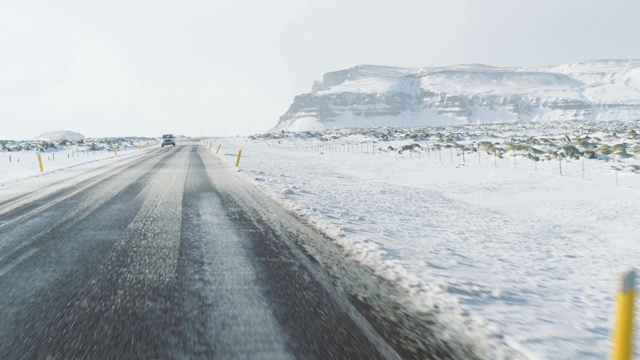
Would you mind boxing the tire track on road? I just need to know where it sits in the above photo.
[175,146,292,359]
[197,146,398,359]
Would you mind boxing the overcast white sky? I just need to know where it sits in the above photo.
[1,0,639,140]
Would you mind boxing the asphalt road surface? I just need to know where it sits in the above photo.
[0,145,402,360]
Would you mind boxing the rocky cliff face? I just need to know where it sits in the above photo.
[272,60,640,132]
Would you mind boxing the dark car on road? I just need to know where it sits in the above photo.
[162,134,176,147]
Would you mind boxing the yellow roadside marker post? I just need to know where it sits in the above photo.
[216,145,221,154]
[37,154,44,173]
[612,269,635,360]
[114,146,118,156]
[236,150,242,167]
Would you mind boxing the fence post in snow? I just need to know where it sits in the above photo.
[611,269,635,360]
[558,157,562,176]
[216,145,221,154]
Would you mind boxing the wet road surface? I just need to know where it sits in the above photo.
[0,145,400,359]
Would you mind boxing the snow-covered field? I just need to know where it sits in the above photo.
[0,145,154,185]
[0,137,157,185]
[209,121,640,359]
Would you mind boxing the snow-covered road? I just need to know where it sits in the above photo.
[0,145,404,359]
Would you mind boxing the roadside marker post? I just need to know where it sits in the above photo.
[37,154,43,173]
[236,150,242,167]
[209,142,212,150]
[216,145,221,154]
[612,269,635,360]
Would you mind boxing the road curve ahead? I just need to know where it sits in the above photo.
[0,145,400,360]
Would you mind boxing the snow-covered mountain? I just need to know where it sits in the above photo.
[272,60,640,132]
[35,130,85,142]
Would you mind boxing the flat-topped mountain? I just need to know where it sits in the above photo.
[272,60,640,132]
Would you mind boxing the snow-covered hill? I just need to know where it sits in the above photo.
[35,130,85,142]
[273,60,640,132]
